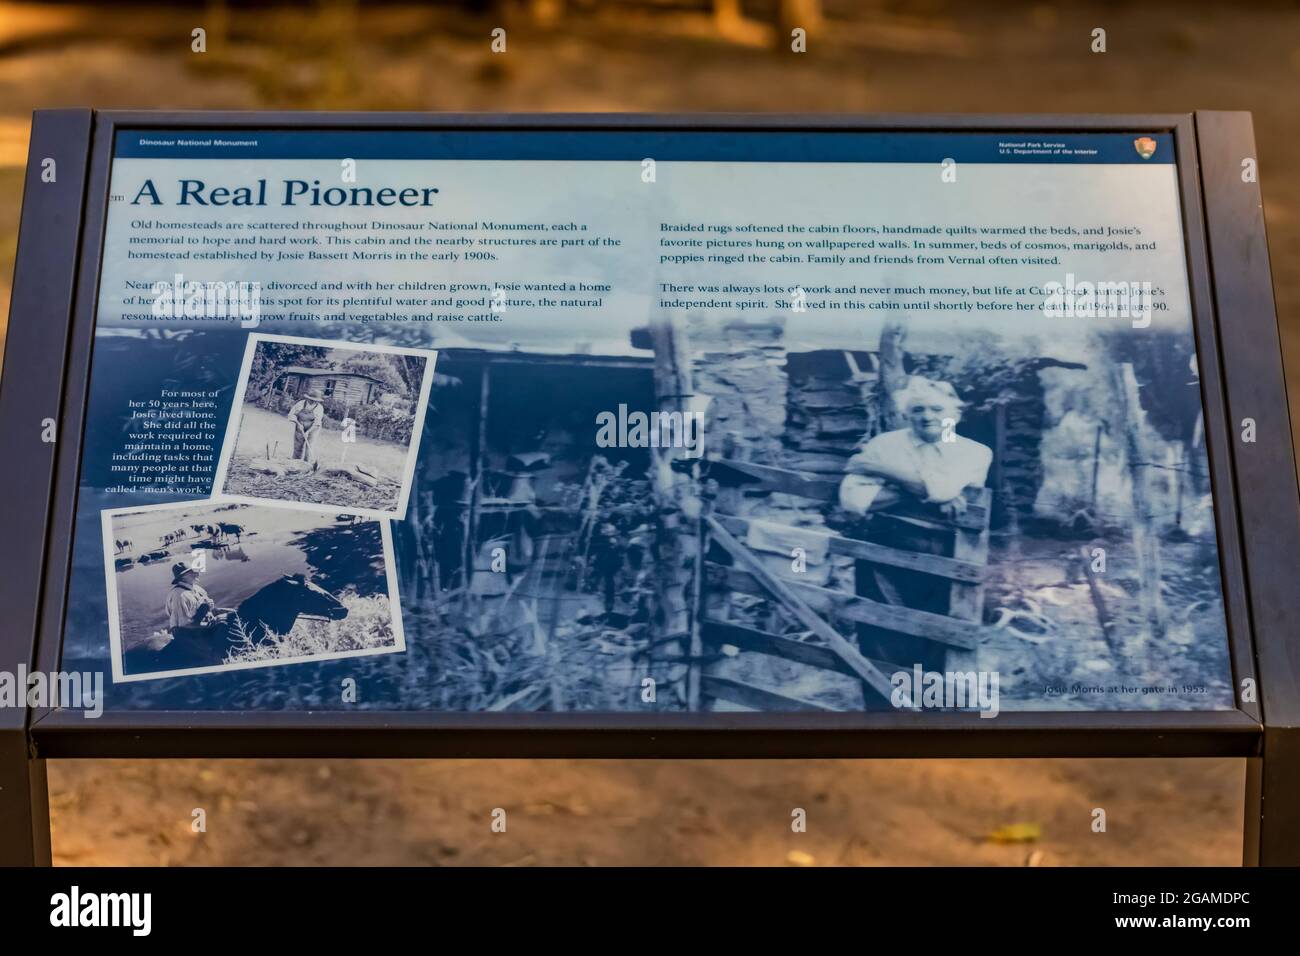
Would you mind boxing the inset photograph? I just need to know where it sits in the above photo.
[213,333,437,519]
[102,499,405,682]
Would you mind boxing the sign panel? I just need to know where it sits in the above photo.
[58,127,1234,715]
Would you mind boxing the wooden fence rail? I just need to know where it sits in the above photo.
[692,457,993,713]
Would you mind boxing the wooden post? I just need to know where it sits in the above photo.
[1173,444,1185,529]
[993,400,1020,557]
[1090,424,1103,512]
[945,494,990,675]
[689,516,706,712]
[1080,543,1120,654]
[463,363,491,595]
[844,322,911,704]
[538,536,565,711]
[1113,363,1165,643]
[407,481,424,603]
[778,0,825,39]
[648,313,702,709]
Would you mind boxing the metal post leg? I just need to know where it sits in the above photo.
[0,732,51,866]
[1245,727,1300,866]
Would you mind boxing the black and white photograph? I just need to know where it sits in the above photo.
[101,499,405,682]
[212,333,437,520]
[378,313,1233,714]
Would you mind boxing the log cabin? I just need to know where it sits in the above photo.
[274,366,386,406]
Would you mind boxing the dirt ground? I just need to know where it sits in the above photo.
[2,0,1292,864]
[234,405,410,477]
[228,406,407,510]
[49,757,1245,866]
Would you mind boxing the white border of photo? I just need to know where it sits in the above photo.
[210,332,437,521]
[100,498,406,683]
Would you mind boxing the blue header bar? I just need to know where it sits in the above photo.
[115,129,1175,165]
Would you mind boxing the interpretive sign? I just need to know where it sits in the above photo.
[1,112,1296,865]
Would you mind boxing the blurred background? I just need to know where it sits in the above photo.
[4,0,1293,865]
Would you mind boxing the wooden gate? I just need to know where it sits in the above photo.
[692,457,992,712]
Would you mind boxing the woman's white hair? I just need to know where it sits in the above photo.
[892,376,964,421]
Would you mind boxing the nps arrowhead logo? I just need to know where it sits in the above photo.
[1134,136,1158,160]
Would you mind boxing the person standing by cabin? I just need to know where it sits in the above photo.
[838,377,992,672]
[589,520,625,615]
[287,387,326,464]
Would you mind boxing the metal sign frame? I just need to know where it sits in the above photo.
[1,111,1295,866]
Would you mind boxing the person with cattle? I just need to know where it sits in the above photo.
[157,561,241,669]
[164,562,232,632]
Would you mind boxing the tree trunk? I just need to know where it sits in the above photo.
[874,321,909,434]
[1113,362,1166,646]
[649,313,702,709]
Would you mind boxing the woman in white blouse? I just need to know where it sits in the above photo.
[838,376,993,675]
[840,377,992,520]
